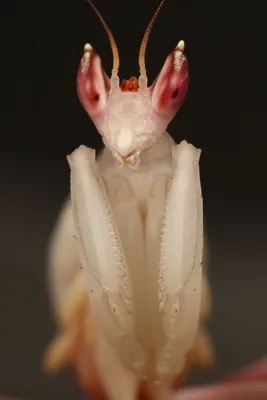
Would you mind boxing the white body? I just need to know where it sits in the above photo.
[47,132,212,400]
[44,4,214,398]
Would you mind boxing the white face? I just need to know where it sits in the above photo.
[104,91,152,156]
[77,40,189,166]
[100,89,171,166]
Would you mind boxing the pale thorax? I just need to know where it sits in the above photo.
[97,131,175,205]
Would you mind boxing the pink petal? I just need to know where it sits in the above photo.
[173,383,267,399]
[172,357,267,399]
[222,357,267,383]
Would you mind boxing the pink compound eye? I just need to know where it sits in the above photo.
[77,44,111,119]
[150,40,189,120]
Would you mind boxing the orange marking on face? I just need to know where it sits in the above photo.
[120,76,139,92]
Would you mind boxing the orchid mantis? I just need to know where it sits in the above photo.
[42,1,214,399]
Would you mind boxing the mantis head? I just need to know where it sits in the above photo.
[77,0,189,166]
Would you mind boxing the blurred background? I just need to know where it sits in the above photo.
[2,0,266,399]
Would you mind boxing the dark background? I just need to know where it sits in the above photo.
[1,0,266,399]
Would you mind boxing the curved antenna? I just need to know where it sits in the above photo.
[138,0,167,76]
[88,0,119,75]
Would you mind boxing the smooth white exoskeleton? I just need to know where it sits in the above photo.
[43,1,213,399]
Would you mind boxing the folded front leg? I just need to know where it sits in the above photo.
[154,141,206,386]
[67,146,143,400]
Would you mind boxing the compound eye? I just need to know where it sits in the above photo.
[77,44,111,119]
[150,41,189,120]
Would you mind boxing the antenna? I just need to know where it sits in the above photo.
[138,0,167,76]
[88,0,120,75]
